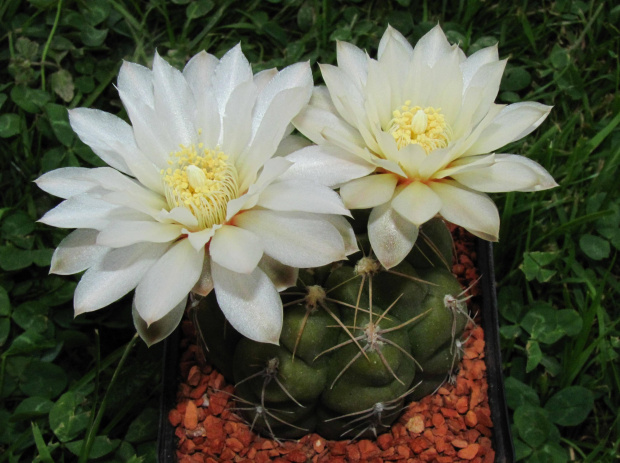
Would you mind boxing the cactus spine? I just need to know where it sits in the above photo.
[194,218,470,440]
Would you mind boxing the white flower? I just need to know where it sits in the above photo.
[292,25,557,269]
[37,46,356,346]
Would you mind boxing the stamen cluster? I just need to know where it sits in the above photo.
[162,144,239,229]
[388,102,452,152]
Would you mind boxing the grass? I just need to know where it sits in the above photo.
[0,0,618,461]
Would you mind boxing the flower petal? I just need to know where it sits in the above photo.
[319,63,364,128]
[273,134,312,158]
[183,50,219,90]
[225,157,292,221]
[430,180,500,241]
[253,68,278,92]
[234,210,346,268]
[378,28,415,107]
[134,238,204,325]
[378,25,414,59]
[280,145,374,188]
[220,79,257,160]
[211,44,253,117]
[323,214,358,256]
[74,242,169,315]
[452,153,558,192]
[212,262,282,344]
[419,47,464,122]
[183,51,221,148]
[258,180,350,216]
[460,44,499,89]
[368,200,419,270]
[68,108,134,175]
[294,105,366,150]
[118,88,174,167]
[337,40,368,89]
[133,297,186,347]
[308,85,339,112]
[103,190,166,219]
[116,62,176,189]
[252,61,312,133]
[392,181,443,227]
[365,58,392,127]
[152,51,197,147]
[157,207,199,229]
[96,221,182,248]
[454,59,507,137]
[35,167,98,199]
[50,229,109,275]
[466,102,552,155]
[192,255,214,296]
[82,167,166,212]
[394,143,428,178]
[237,62,312,188]
[210,225,263,274]
[185,227,217,251]
[340,173,398,209]
[39,194,123,230]
[117,61,154,108]
[258,254,298,291]
[412,24,454,69]
[435,153,496,179]
[237,87,309,190]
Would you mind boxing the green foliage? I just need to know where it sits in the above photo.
[507,376,595,460]
[0,0,617,460]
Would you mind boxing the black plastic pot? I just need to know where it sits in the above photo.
[157,239,514,462]
[476,240,515,462]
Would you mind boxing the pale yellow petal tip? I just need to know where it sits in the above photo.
[477,230,499,243]
[142,317,159,329]
[380,259,397,271]
[73,306,86,318]
[345,242,360,256]
[539,179,560,190]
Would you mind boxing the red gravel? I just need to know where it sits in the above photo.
[170,227,495,462]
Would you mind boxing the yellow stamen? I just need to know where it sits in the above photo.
[387,101,452,153]
[161,142,239,229]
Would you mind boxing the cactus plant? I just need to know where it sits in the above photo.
[193,217,471,440]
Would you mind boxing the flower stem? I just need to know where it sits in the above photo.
[40,0,62,90]
[77,333,139,463]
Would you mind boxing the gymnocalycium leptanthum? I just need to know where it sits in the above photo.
[37,25,557,439]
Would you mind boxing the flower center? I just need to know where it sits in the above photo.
[387,101,452,153]
[161,143,239,229]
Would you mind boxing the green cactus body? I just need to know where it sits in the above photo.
[195,218,470,440]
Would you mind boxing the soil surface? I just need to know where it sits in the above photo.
[169,227,495,462]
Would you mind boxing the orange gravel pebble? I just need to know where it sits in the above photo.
[452,438,469,448]
[458,442,481,459]
[431,413,445,427]
[405,414,425,434]
[465,410,479,427]
[183,400,198,430]
[170,226,497,462]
